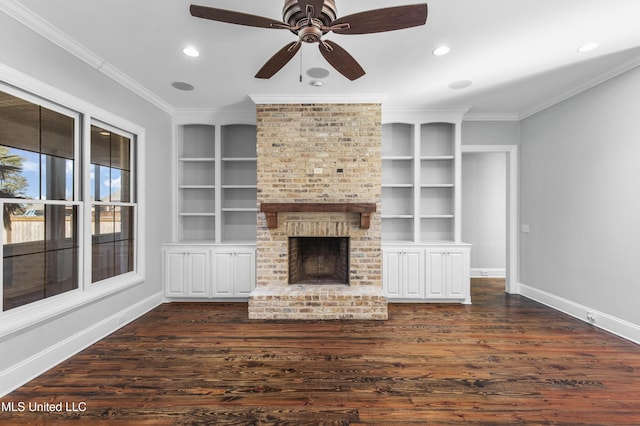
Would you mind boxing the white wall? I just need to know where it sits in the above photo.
[461,152,506,274]
[0,11,173,394]
[520,65,640,333]
[462,121,520,146]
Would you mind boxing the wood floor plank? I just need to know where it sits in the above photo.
[2,279,640,425]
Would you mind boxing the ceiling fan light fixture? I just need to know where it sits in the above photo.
[190,2,427,80]
[577,42,599,53]
[433,46,450,56]
[182,46,200,57]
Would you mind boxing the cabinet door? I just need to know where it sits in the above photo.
[403,250,424,298]
[188,251,209,297]
[425,251,446,297]
[213,251,234,297]
[445,251,465,298]
[383,248,425,299]
[425,248,469,300]
[383,250,403,297]
[234,251,256,296]
[165,250,188,297]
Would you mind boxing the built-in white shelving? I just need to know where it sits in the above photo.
[174,123,257,243]
[381,120,462,243]
[381,112,470,303]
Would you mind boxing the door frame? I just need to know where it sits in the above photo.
[461,145,519,294]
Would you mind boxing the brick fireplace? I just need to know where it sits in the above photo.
[248,102,387,320]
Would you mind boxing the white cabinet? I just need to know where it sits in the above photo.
[425,247,470,302]
[163,244,256,299]
[383,247,424,298]
[383,244,470,303]
[213,247,256,297]
[163,246,211,298]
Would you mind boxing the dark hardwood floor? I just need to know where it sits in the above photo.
[2,279,640,425]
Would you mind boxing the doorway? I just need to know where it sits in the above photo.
[461,145,518,294]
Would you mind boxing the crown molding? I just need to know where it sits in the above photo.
[518,54,640,120]
[249,94,388,105]
[382,106,471,124]
[172,107,257,125]
[463,112,521,122]
[0,0,174,115]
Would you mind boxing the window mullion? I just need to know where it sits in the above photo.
[82,114,93,291]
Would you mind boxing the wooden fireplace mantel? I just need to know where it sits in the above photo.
[259,203,377,229]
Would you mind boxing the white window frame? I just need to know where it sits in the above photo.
[0,66,146,339]
[87,119,138,288]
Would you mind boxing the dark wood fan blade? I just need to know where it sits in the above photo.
[299,0,325,18]
[190,4,288,29]
[331,4,428,35]
[255,42,302,79]
[318,40,365,81]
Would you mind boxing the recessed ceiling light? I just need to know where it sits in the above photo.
[309,80,324,87]
[172,81,195,91]
[577,42,599,53]
[448,80,472,89]
[182,46,200,57]
[433,46,450,56]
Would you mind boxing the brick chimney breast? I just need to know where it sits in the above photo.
[250,103,387,320]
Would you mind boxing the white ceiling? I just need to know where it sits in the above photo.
[6,0,640,118]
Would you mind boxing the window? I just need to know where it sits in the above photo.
[0,85,140,313]
[90,124,135,283]
[1,90,79,311]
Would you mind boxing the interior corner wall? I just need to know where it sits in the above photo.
[519,65,640,328]
[0,11,172,394]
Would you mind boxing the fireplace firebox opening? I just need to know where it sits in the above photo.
[288,237,350,285]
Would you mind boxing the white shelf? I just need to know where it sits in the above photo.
[222,208,258,212]
[421,156,454,161]
[382,183,414,188]
[179,157,215,162]
[222,157,257,162]
[179,213,216,217]
[382,156,414,161]
[180,185,215,189]
[222,185,257,189]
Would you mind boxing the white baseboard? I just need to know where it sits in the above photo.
[0,292,164,397]
[518,282,640,345]
[470,268,506,278]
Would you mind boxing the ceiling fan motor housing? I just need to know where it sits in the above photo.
[283,0,337,43]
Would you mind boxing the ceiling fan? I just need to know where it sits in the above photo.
[190,1,428,80]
